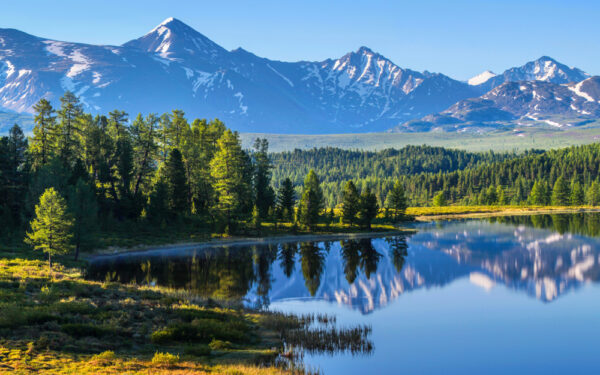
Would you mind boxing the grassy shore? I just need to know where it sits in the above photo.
[0,248,314,374]
[406,205,600,220]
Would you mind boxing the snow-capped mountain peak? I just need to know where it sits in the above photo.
[123,17,228,62]
[468,70,496,85]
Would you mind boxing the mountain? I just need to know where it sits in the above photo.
[0,18,483,133]
[393,76,600,132]
[468,70,496,86]
[474,56,590,92]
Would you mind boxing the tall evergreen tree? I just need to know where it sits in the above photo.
[341,181,360,226]
[25,188,74,269]
[386,180,408,219]
[253,138,274,218]
[276,178,296,221]
[551,176,570,206]
[210,130,251,231]
[586,181,600,206]
[30,99,57,168]
[432,191,447,207]
[164,148,189,215]
[529,180,550,205]
[358,187,379,229]
[56,91,83,166]
[570,180,585,206]
[298,170,324,229]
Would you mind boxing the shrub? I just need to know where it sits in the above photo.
[151,351,179,367]
[209,339,232,350]
[90,350,116,364]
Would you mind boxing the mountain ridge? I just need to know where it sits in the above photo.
[0,18,595,133]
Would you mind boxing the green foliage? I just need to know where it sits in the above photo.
[551,176,570,206]
[529,180,550,205]
[432,191,447,207]
[151,352,179,367]
[358,187,379,229]
[298,170,324,229]
[386,180,408,218]
[276,177,296,221]
[26,188,74,267]
[341,181,360,225]
[164,148,189,215]
[587,181,600,206]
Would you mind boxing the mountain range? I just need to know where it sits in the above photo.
[0,18,597,134]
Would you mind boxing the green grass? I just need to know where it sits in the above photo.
[0,248,309,374]
[241,126,600,153]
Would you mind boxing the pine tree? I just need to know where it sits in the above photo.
[551,176,570,206]
[586,181,600,206]
[358,187,379,229]
[299,170,324,229]
[529,180,550,205]
[341,181,360,226]
[164,148,189,215]
[276,178,296,221]
[432,191,447,207]
[25,188,74,269]
[386,180,408,219]
[570,181,584,206]
[210,130,251,231]
[56,91,83,166]
[30,99,57,168]
[253,138,274,218]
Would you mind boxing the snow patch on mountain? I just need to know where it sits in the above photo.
[468,70,496,85]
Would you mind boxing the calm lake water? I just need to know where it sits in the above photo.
[87,213,600,374]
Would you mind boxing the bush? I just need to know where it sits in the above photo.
[90,350,116,364]
[209,339,232,350]
[151,352,179,367]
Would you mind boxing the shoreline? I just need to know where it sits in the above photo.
[414,207,600,221]
[84,229,415,260]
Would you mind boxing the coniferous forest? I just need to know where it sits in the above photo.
[3,91,600,258]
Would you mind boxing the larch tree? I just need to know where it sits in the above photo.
[551,176,570,206]
[31,99,57,168]
[386,180,408,219]
[26,188,74,270]
[341,180,360,226]
[276,177,296,221]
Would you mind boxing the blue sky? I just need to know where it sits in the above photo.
[2,0,598,80]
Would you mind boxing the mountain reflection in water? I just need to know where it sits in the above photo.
[86,213,600,313]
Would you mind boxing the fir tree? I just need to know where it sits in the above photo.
[164,148,189,215]
[276,178,296,221]
[386,180,408,219]
[586,181,600,206]
[551,176,570,206]
[529,180,550,205]
[30,99,57,168]
[298,170,324,229]
[433,191,447,207]
[341,181,360,226]
[26,188,74,269]
[253,138,274,218]
[358,187,379,229]
[56,91,83,166]
[570,180,585,206]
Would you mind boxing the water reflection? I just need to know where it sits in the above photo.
[87,213,600,312]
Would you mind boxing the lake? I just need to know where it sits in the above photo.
[86,213,600,374]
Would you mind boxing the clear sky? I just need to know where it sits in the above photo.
[1,0,598,80]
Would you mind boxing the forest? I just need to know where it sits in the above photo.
[3,90,600,262]
[271,145,600,207]
[0,92,387,260]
